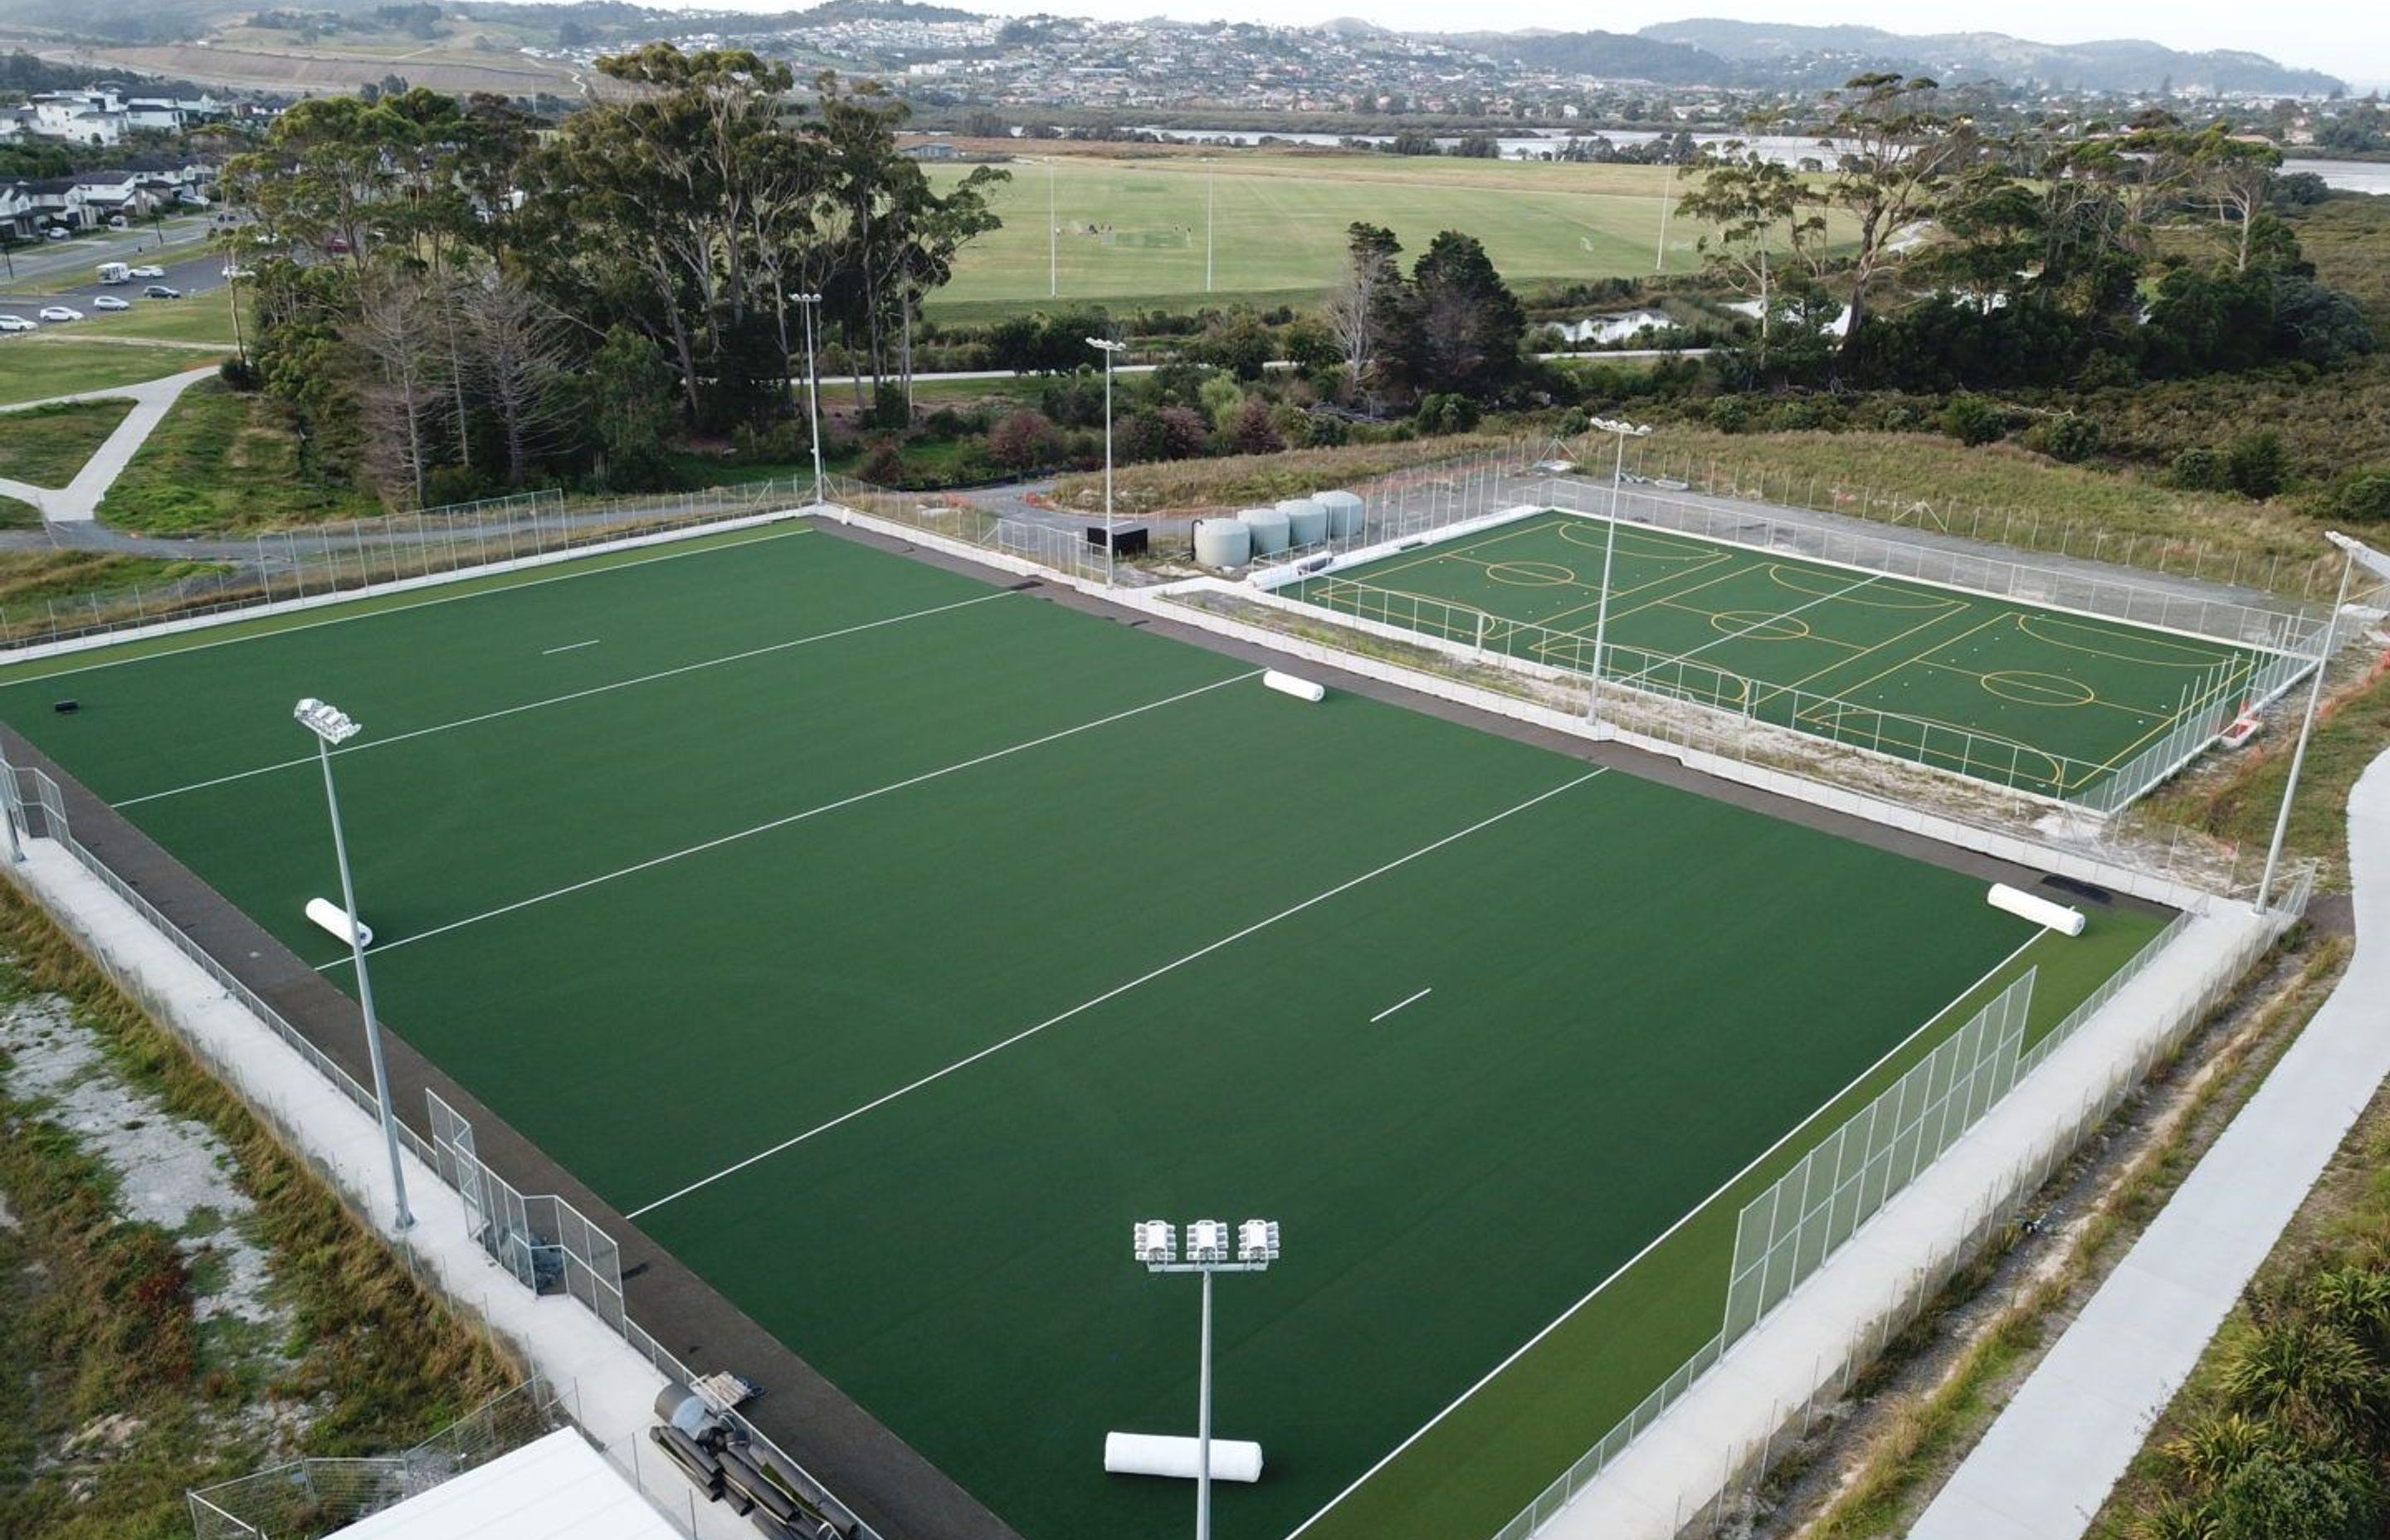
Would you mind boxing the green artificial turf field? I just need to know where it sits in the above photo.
[1285,509,2293,807]
[0,524,2165,1540]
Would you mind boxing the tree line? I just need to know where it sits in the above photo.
[226,46,1006,507]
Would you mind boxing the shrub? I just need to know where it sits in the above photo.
[2169,446,2229,490]
[1227,395,1284,455]
[217,356,261,391]
[1413,393,1481,434]
[987,409,1065,472]
[858,439,905,485]
[1707,397,1750,433]
[1939,393,2006,446]
[2022,412,2103,464]
[2226,431,2290,500]
[2317,468,2390,524]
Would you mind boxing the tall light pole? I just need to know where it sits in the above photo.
[791,292,825,508]
[1654,163,1675,272]
[1134,1217,1280,1540]
[1585,416,1651,723]
[2259,531,2386,906]
[295,698,412,1232]
[1048,159,1058,300]
[1087,335,1125,585]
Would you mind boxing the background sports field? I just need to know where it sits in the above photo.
[925,154,1855,317]
[0,526,2162,1540]
[1287,510,2279,805]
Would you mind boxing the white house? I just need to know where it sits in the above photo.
[28,90,127,146]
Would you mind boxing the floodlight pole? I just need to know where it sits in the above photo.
[2258,539,2357,908]
[1206,169,1215,294]
[1586,417,1650,724]
[793,292,825,509]
[1088,336,1125,585]
[1137,1219,1279,1540]
[1048,160,1058,300]
[300,705,412,1232]
[1197,1266,1215,1540]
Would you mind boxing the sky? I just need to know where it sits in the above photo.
[902,0,2379,89]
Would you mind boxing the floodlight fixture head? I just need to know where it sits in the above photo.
[294,698,361,745]
[1236,1219,1280,1265]
[788,291,822,305]
[1185,1219,1229,1265]
[1086,336,1126,354]
[1133,1220,1178,1267]
[1588,416,1651,437]
[2325,530,2390,582]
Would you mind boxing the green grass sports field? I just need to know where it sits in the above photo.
[926,154,1838,314]
[0,525,2163,1539]
[1286,509,2286,806]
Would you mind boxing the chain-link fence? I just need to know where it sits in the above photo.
[1487,870,2311,1540]
[189,1378,560,1540]
[0,480,819,656]
[422,1089,871,1540]
[1723,971,2039,1343]
[1600,438,2348,603]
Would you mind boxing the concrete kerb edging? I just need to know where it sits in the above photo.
[1,507,810,668]
[1539,898,2285,1540]
[0,839,756,1540]
[1118,574,2222,914]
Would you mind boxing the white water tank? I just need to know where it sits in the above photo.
[1276,497,1328,547]
[1315,489,1364,538]
[1193,518,1253,568]
[1239,505,1291,555]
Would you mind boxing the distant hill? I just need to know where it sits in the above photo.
[1435,28,1729,85]
[1641,19,2344,95]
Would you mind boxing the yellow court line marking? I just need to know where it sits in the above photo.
[1747,599,1973,713]
[2014,611,2250,669]
[1651,598,1866,650]
[1792,699,2067,785]
[1553,519,1723,564]
[1907,657,2152,718]
[2070,657,2261,779]
[1820,608,2011,712]
[1360,519,1571,583]
[1763,564,1956,612]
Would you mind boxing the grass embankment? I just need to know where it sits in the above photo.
[1803,938,2347,1538]
[1611,426,2339,596]
[2146,657,2390,885]
[0,550,231,626]
[2085,948,2390,1538]
[1048,431,1514,513]
[99,379,381,534]
[0,343,205,407]
[0,494,40,529]
[0,879,518,1538]
[0,397,134,488]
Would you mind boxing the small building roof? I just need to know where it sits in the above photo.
[325,1429,679,1540]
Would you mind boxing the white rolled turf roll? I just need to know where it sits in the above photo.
[305,897,373,948]
[1104,1431,1264,1483]
[1263,670,1325,704]
[1987,883,2085,938]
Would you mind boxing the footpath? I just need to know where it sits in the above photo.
[1911,747,2390,1539]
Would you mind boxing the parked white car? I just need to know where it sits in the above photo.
[0,314,36,333]
[92,295,130,311]
[130,265,166,279]
[37,305,83,322]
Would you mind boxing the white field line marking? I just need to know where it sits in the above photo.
[541,639,602,655]
[1370,987,1432,1023]
[115,592,1012,809]
[1282,925,2047,1540]
[1610,568,1883,694]
[0,524,812,690]
[324,670,1265,974]
[625,768,1610,1221]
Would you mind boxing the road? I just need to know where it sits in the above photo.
[0,217,232,334]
